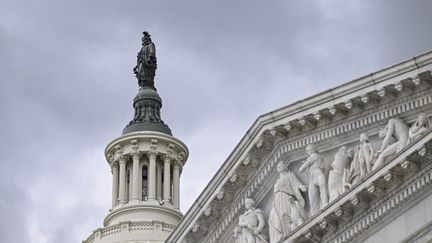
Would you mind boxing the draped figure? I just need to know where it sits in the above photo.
[269,161,306,243]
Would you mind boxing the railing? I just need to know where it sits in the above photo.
[83,221,176,243]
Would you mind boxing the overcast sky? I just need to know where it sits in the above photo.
[1,0,432,242]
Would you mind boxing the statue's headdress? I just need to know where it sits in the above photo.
[141,31,152,44]
[143,31,151,38]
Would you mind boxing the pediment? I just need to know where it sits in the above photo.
[167,51,432,243]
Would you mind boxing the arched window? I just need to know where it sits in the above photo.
[126,170,130,202]
[142,165,148,201]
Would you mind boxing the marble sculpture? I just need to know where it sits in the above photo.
[268,161,306,243]
[299,144,329,215]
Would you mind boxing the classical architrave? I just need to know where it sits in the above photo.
[166,51,432,243]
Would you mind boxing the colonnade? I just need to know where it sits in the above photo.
[110,151,182,209]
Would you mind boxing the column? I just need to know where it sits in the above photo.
[148,151,157,201]
[163,155,171,202]
[111,162,119,208]
[173,161,180,209]
[118,156,127,205]
[156,163,162,199]
[131,151,140,203]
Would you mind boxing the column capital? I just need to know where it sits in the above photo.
[162,154,174,162]
[114,145,127,163]
[148,150,158,159]
[178,151,186,161]
[131,149,141,160]
[173,160,182,169]
[110,161,119,171]
[118,155,128,165]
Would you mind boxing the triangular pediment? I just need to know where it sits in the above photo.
[167,51,432,243]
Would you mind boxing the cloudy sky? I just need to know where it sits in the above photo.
[1,0,432,242]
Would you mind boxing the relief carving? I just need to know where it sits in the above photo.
[409,113,430,143]
[343,133,373,191]
[299,144,328,215]
[328,146,353,202]
[269,161,306,243]
[237,198,268,243]
[373,118,409,170]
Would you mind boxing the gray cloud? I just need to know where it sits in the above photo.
[1,0,432,242]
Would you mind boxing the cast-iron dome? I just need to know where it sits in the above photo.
[122,87,172,135]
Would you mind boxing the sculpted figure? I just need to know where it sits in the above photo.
[409,113,430,142]
[234,226,243,243]
[373,118,409,170]
[134,31,157,89]
[238,198,269,243]
[344,133,374,190]
[328,146,353,202]
[299,144,328,215]
[269,161,306,243]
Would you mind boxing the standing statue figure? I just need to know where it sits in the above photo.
[328,146,353,202]
[238,198,269,243]
[134,31,157,90]
[344,133,374,190]
[373,118,409,170]
[269,161,306,243]
[234,226,243,243]
[299,144,329,215]
[409,113,430,143]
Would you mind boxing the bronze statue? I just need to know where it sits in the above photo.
[134,31,157,90]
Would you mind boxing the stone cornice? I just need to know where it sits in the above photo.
[105,131,189,161]
[105,131,189,167]
[104,203,183,227]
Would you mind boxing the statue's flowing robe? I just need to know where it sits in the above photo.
[349,143,372,185]
[135,42,157,88]
[269,171,305,243]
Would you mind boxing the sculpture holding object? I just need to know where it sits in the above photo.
[268,161,306,243]
[328,146,353,202]
[237,198,269,243]
[299,144,328,215]
[134,31,157,90]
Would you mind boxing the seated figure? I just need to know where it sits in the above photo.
[409,113,430,142]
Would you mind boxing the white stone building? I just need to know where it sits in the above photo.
[84,35,432,243]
